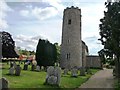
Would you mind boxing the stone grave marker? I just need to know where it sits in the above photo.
[31,64,36,71]
[23,63,28,70]
[15,65,21,76]
[9,67,15,75]
[0,77,9,89]
[45,66,61,86]
[36,65,40,72]
[71,67,78,77]
[54,67,61,85]
[80,67,85,76]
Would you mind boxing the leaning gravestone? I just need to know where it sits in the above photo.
[9,67,15,75]
[0,77,9,90]
[80,67,85,76]
[15,65,21,76]
[71,67,78,77]
[36,65,40,72]
[23,63,28,70]
[45,66,61,86]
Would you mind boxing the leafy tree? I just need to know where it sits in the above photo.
[54,43,60,63]
[99,1,120,79]
[1,31,19,58]
[36,39,57,68]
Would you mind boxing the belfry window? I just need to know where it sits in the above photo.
[68,19,71,24]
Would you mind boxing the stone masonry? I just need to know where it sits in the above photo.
[60,6,82,69]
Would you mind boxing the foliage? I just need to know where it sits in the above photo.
[18,47,35,56]
[99,1,120,78]
[54,43,61,63]
[1,31,19,58]
[36,39,57,67]
[99,1,120,57]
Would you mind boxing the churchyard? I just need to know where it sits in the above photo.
[0,62,99,89]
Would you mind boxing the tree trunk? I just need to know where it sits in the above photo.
[116,55,120,81]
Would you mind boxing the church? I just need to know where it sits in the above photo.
[60,6,102,69]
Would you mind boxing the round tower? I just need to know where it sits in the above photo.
[60,6,82,69]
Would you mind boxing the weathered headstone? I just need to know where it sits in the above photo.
[31,64,36,71]
[45,66,61,86]
[47,76,57,85]
[71,67,78,77]
[47,66,54,76]
[0,77,9,89]
[23,63,28,70]
[36,65,40,72]
[15,65,21,76]
[9,67,15,75]
[54,67,61,85]
[80,67,85,76]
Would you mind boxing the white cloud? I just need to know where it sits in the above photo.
[13,34,47,51]
[0,19,8,30]
[20,10,30,17]
[32,7,58,20]
[0,0,13,30]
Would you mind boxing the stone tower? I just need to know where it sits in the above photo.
[60,6,82,69]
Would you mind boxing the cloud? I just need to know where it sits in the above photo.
[0,0,13,30]
[13,34,47,51]
[31,7,58,20]
[20,10,30,17]
[18,0,64,20]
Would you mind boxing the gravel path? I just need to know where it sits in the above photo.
[78,68,115,89]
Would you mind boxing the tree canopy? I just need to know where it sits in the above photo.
[99,1,120,57]
[36,39,57,67]
[1,31,19,58]
[99,1,120,78]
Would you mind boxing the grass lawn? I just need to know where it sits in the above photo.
[1,62,99,89]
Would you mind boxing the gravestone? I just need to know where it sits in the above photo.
[54,67,61,85]
[47,76,57,85]
[45,66,61,86]
[47,66,54,76]
[9,67,15,75]
[36,65,40,72]
[0,77,9,89]
[80,67,85,76]
[23,63,28,70]
[15,65,21,76]
[63,69,69,75]
[31,64,36,71]
[71,67,78,77]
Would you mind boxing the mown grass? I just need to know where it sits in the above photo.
[1,62,99,89]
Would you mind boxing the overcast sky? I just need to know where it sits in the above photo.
[1,0,107,55]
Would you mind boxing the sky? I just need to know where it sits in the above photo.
[0,0,107,55]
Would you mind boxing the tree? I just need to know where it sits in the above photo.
[99,1,120,79]
[1,31,19,58]
[36,39,57,68]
